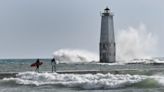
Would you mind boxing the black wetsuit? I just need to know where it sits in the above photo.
[51,58,56,72]
[35,59,40,72]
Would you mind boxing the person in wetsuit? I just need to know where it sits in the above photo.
[35,59,41,72]
[51,58,56,72]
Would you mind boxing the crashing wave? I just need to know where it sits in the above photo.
[3,72,164,89]
[52,48,163,64]
[116,24,158,61]
[53,49,99,63]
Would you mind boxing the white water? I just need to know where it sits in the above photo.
[3,72,164,89]
[53,49,99,63]
[116,24,158,62]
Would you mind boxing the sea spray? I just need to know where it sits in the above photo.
[116,24,158,62]
[53,49,99,63]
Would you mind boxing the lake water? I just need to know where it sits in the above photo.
[1,59,164,92]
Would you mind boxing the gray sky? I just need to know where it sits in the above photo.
[0,0,163,58]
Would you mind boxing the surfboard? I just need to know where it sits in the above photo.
[30,62,43,67]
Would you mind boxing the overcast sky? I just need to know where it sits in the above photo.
[0,0,163,58]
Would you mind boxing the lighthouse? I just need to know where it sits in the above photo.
[99,7,116,63]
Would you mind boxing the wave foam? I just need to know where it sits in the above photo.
[53,49,99,63]
[2,72,154,89]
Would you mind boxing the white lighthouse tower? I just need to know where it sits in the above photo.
[100,7,116,63]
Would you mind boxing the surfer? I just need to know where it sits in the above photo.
[30,59,43,72]
[35,59,41,72]
[51,58,56,72]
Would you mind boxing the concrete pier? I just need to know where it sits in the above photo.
[1,68,164,79]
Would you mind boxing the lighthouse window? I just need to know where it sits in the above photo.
[101,44,107,50]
